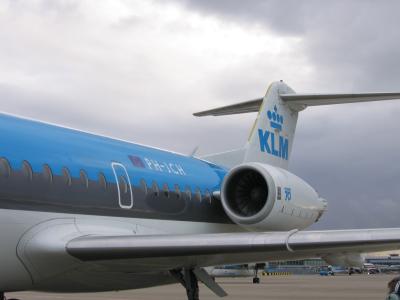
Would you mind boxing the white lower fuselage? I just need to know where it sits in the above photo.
[0,209,239,293]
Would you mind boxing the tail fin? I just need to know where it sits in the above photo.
[194,81,400,169]
[244,81,297,169]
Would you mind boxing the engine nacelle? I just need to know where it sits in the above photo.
[221,163,327,231]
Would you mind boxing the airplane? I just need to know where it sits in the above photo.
[1,81,400,300]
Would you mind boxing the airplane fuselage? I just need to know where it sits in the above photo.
[0,112,320,293]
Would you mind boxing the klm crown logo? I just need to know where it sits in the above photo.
[267,105,284,131]
[258,105,289,160]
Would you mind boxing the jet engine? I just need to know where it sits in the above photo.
[221,163,326,231]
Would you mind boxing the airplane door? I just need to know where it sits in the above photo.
[111,162,133,209]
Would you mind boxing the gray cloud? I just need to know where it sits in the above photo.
[162,0,400,229]
[176,0,400,89]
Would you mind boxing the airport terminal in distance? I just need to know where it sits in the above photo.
[209,251,400,283]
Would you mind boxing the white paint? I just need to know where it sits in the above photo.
[111,162,134,209]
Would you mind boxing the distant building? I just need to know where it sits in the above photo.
[365,254,400,267]
[267,258,327,274]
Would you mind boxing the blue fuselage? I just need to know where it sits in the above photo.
[0,113,231,224]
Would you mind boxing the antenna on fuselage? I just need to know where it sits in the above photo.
[189,145,199,157]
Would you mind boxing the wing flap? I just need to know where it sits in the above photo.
[67,228,400,263]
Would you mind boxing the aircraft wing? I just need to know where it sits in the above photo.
[67,228,400,269]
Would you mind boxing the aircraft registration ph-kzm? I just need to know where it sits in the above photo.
[1,81,400,300]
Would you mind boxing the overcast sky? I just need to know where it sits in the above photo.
[0,0,399,229]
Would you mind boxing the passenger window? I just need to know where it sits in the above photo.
[174,184,181,198]
[98,172,107,190]
[195,188,202,202]
[185,186,192,201]
[163,183,169,198]
[140,179,148,195]
[62,167,72,186]
[152,181,159,196]
[80,170,89,188]
[204,189,211,204]
[0,158,11,178]
[118,175,128,194]
[22,160,33,181]
[43,164,53,183]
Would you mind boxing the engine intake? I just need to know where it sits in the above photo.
[221,164,276,227]
[225,169,268,217]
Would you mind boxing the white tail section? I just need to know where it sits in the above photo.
[244,81,297,169]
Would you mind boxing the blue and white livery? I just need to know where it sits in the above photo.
[1,81,400,300]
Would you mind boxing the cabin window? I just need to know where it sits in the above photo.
[118,175,128,194]
[152,181,159,196]
[185,186,192,201]
[80,170,89,188]
[204,189,211,204]
[43,164,53,183]
[163,183,169,198]
[174,184,181,199]
[140,179,148,195]
[62,167,72,186]
[22,160,33,181]
[0,158,11,178]
[195,188,202,202]
[98,172,107,190]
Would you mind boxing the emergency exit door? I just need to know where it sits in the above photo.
[111,162,133,209]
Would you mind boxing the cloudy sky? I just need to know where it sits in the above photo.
[0,0,400,229]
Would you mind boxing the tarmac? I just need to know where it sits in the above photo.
[7,274,397,300]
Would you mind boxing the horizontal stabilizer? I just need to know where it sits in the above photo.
[194,92,400,116]
[281,92,400,108]
[193,98,263,116]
